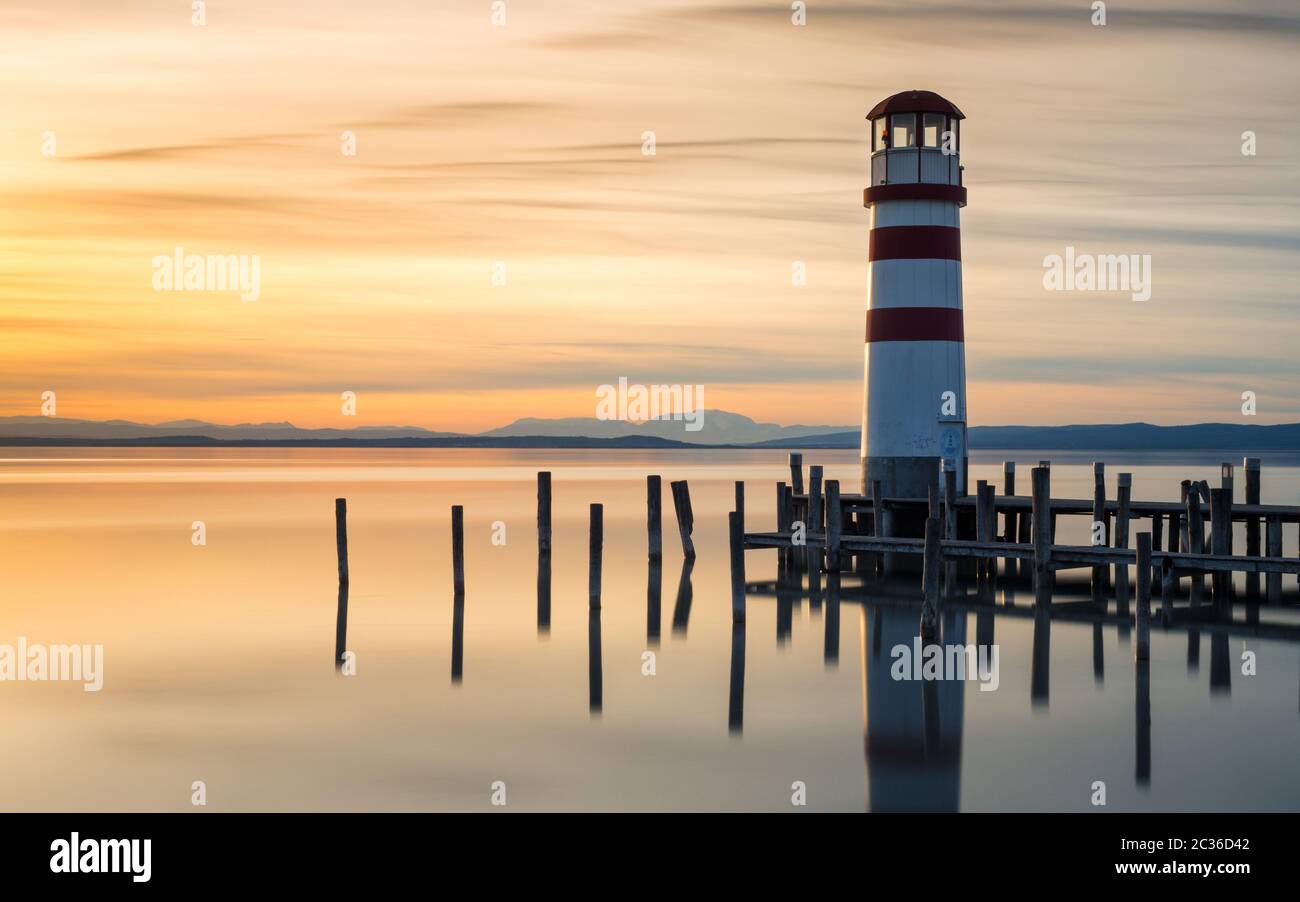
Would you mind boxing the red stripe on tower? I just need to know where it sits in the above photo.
[869,226,961,261]
[865,307,964,343]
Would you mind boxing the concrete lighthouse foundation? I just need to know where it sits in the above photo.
[860,90,969,505]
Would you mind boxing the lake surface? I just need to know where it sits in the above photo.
[0,447,1297,812]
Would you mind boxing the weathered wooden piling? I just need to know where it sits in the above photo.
[334,497,349,666]
[920,516,942,640]
[734,480,745,529]
[808,466,823,535]
[647,475,662,560]
[1210,487,1229,604]
[942,465,958,540]
[975,480,990,579]
[775,481,788,533]
[1245,457,1261,597]
[1091,463,1107,597]
[669,480,696,560]
[1032,465,1052,606]
[1267,516,1282,603]
[788,452,804,496]
[728,510,746,623]
[1221,463,1235,554]
[928,482,939,520]
[826,479,842,572]
[1179,480,1192,552]
[982,480,997,574]
[1115,473,1133,549]
[537,471,552,554]
[1003,461,1016,543]
[589,503,603,609]
[1135,532,1151,661]
[451,504,465,596]
[335,498,349,585]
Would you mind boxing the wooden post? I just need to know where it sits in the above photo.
[1179,481,1191,552]
[735,480,745,529]
[589,503,603,609]
[942,464,957,540]
[826,480,842,572]
[729,511,746,623]
[1266,516,1282,604]
[1135,532,1151,661]
[334,498,349,666]
[1187,483,1204,554]
[1003,461,1016,543]
[920,516,942,640]
[1115,473,1132,548]
[1091,462,1107,595]
[975,480,990,579]
[452,504,465,596]
[982,480,997,574]
[1209,488,1229,605]
[788,452,804,496]
[669,480,696,560]
[775,481,788,533]
[537,471,552,555]
[1244,457,1261,597]
[1221,463,1235,555]
[335,498,349,585]
[808,466,823,535]
[647,475,663,560]
[1152,513,1164,554]
[1032,465,1052,606]
[870,477,883,538]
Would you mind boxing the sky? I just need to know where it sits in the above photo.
[1,0,1297,432]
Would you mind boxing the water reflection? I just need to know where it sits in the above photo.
[671,558,694,637]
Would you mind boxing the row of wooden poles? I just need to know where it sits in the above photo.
[738,454,1300,663]
[329,456,1296,668]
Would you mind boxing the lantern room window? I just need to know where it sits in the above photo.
[872,117,887,152]
[890,113,915,149]
[922,113,945,147]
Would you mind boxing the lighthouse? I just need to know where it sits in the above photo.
[861,90,968,501]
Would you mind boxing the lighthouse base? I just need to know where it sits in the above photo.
[861,455,968,574]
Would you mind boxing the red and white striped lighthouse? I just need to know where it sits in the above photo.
[861,90,968,500]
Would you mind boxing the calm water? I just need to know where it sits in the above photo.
[0,447,1297,812]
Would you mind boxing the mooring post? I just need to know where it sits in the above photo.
[1115,473,1133,548]
[729,510,746,623]
[975,480,990,579]
[1152,513,1164,556]
[942,464,957,540]
[1091,462,1107,596]
[452,504,465,596]
[335,498,349,585]
[1179,480,1192,552]
[1209,488,1229,605]
[735,480,745,529]
[1001,461,1016,544]
[669,480,696,560]
[1135,532,1151,661]
[1266,516,1282,604]
[537,471,552,555]
[1221,463,1235,555]
[871,478,884,574]
[928,482,940,520]
[1032,465,1052,606]
[775,481,788,533]
[1244,457,1261,597]
[1160,557,1175,623]
[788,452,804,497]
[920,516,942,640]
[647,475,662,561]
[983,481,998,575]
[808,465,823,535]
[334,498,349,666]
[589,503,603,609]
[826,479,842,572]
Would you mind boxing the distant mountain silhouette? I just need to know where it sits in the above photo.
[2,415,1300,450]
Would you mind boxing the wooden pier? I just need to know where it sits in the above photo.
[735,455,1300,631]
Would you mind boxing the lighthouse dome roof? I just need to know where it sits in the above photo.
[867,90,964,120]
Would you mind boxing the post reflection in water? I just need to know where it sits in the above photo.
[728,621,745,735]
[537,551,551,636]
[451,592,465,684]
[671,558,694,636]
[588,607,603,715]
[647,558,662,646]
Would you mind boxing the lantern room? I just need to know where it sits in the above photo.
[867,90,964,188]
